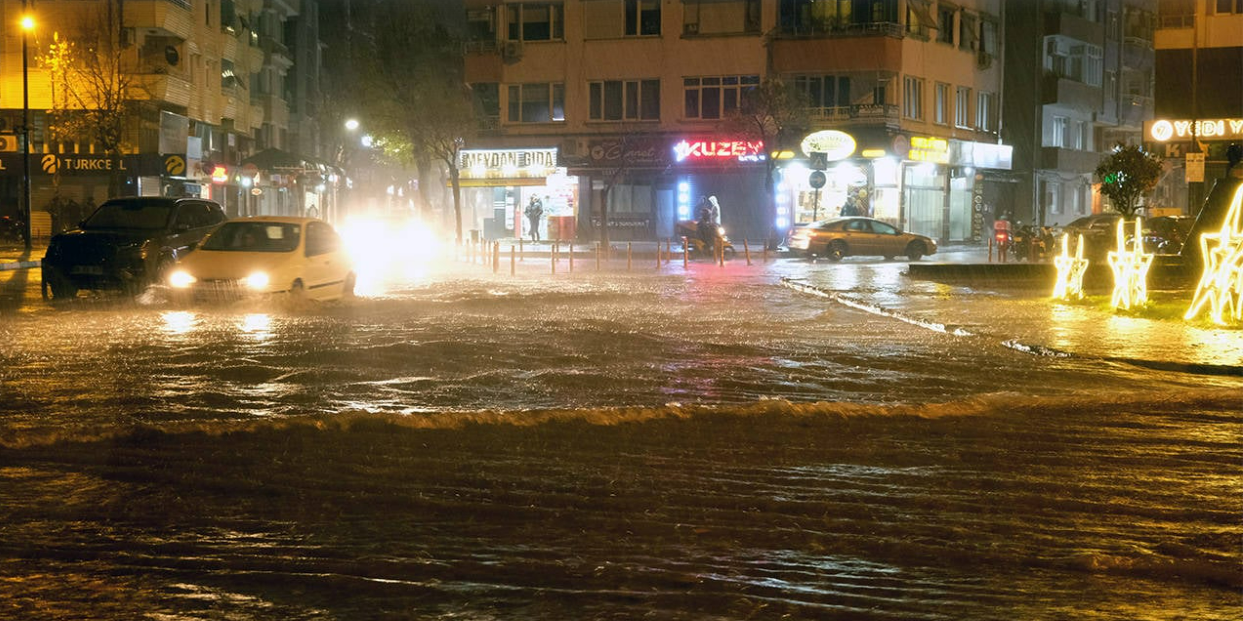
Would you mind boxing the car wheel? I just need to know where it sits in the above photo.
[153,257,176,287]
[42,267,78,301]
[342,273,356,300]
[906,242,925,261]
[825,240,846,262]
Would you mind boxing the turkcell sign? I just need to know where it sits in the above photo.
[672,139,765,162]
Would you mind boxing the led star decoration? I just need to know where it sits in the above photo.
[1106,218,1153,310]
[1184,185,1243,325]
[1052,233,1090,300]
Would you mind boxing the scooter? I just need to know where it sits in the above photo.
[675,220,736,258]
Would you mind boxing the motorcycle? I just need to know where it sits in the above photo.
[0,216,23,244]
[1011,225,1054,262]
[675,220,736,258]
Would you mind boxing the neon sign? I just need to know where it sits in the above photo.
[1148,118,1243,142]
[1184,185,1243,325]
[210,165,229,184]
[907,136,949,164]
[1052,233,1089,301]
[673,140,765,163]
[1107,218,1153,310]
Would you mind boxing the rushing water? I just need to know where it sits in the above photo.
[0,261,1239,620]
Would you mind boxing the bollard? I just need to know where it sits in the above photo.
[627,242,632,271]
[762,243,769,263]
[743,239,752,266]
[665,239,672,264]
[569,242,575,272]
[519,238,524,262]
[718,235,725,267]
[656,240,662,270]
[511,245,516,275]
[682,237,689,268]
[988,237,993,263]
[596,244,601,271]
[551,243,557,274]
[493,241,500,273]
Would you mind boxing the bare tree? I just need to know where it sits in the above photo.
[727,76,810,247]
[40,1,142,197]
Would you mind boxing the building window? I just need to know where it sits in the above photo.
[937,5,955,44]
[955,87,971,128]
[959,13,977,50]
[507,83,565,123]
[979,18,998,56]
[934,83,949,124]
[1050,115,1068,147]
[1215,0,1243,14]
[1044,36,1103,87]
[626,0,661,35]
[903,76,923,120]
[221,59,238,89]
[906,0,933,38]
[473,83,501,127]
[976,91,994,132]
[683,75,759,120]
[684,0,761,35]
[507,3,564,42]
[590,79,660,121]
[794,75,851,111]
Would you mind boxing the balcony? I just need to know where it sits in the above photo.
[772,35,902,74]
[808,104,900,129]
[1042,73,1101,111]
[1122,37,1154,70]
[121,0,194,40]
[775,21,904,40]
[132,73,193,109]
[1043,11,1103,46]
[259,36,294,69]
[1040,147,1100,174]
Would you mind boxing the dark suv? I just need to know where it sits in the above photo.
[42,197,227,299]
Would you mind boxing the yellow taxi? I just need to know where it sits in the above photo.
[168,216,355,302]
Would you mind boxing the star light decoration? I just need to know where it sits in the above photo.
[1052,233,1090,300]
[1106,217,1153,310]
[1184,185,1243,325]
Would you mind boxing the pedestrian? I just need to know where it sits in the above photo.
[524,195,543,243]
[306,204,320,219]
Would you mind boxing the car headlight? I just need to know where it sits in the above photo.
[244,272,270,290]
[169,270,196,288]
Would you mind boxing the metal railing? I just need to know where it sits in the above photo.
[776,21,904,40]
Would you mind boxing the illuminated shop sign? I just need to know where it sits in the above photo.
[1148,119,1243,142]
[672,139,765,163]
[459,148,558,178]
[800,130,856,161]
[211,165,230,184]
[908,136,949,164]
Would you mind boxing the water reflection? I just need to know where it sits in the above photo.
[240,314,272,341]
[160,311,197,335]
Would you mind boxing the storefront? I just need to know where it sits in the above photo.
[776,129,1012,243]
[576,136,769,243]
[457,147,579,242]
[1145,117,1243,214]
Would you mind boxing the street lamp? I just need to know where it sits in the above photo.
[20,9,35,250]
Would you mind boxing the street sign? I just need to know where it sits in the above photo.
[809,170,827,189]
[809,151,828,170]
[1186,152,1205,183]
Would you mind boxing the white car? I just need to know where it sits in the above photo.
[168,216,355,302]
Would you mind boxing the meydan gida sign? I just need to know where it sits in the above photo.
[459,148,558,180]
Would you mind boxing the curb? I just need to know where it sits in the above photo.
[0,260,40,271]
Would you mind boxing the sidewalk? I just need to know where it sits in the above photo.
[0,243,42,271]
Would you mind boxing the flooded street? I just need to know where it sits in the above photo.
[0,255,1239,619]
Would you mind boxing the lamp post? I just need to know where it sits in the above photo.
[20,9,35,250]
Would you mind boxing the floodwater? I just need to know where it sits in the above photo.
[0,257,1239,620]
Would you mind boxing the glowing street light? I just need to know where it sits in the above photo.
[344,118,360,131]
[20,9,35,250]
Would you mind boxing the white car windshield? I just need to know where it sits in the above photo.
[201,222,301,253]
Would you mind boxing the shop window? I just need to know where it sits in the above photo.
[955,87,971,128]
[507,83,565,123]
[683,75,759,120]
[684,0,760,35]
[934,83,949,125]
[903,76,923,120]
[590,79,660,121]
[936,6,954,44]
[507,3,564,42]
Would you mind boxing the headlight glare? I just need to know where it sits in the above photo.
[169,270,196,288]
[244,272,270,290]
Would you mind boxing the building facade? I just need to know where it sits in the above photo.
[463,0,1010,245]
[1003,0,1157,227]
[0,0,332,233]
[1148,0,1243,211]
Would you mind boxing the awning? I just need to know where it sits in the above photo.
[242,148,313,172]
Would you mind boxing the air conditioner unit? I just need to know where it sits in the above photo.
[502,41,523,61]
[976,51,993,69]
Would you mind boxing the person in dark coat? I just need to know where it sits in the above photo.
[524,196,543,242]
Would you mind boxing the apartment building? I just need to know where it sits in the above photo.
[463,0,1009,245]
[0,0,329,227]
[1148,0,1243,211]
[1002,0,1157,227]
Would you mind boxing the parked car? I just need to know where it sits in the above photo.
[1060,213,1123,258]
[789,217,937,261]
[168,216,355,303]
[41,197,227,300]
[1142,215,1194,255]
